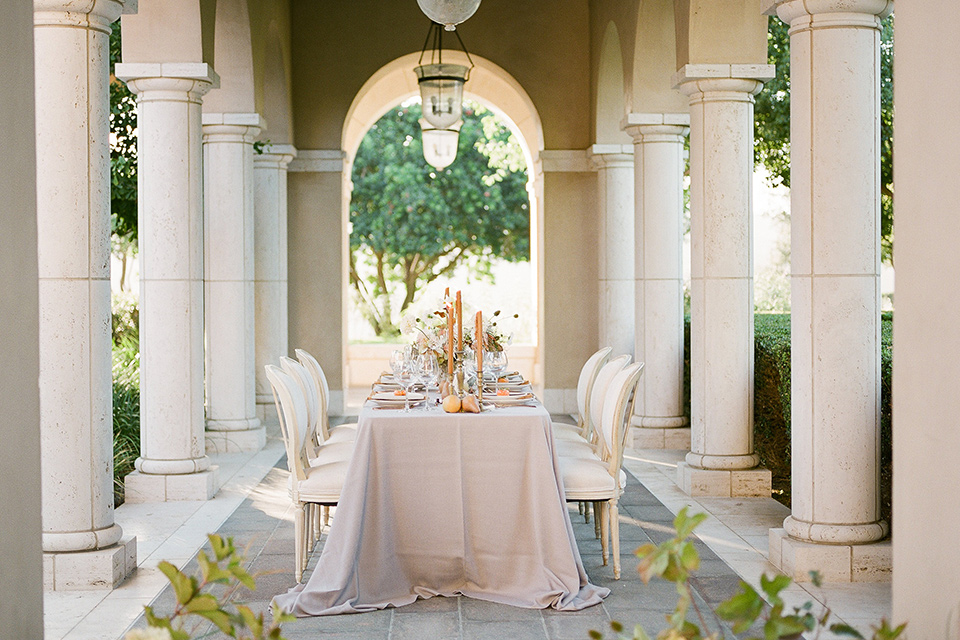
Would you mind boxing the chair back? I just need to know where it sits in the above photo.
[589,354,631,453]
[576,346,613,431]
[280,356,320,448]
[599,362,645,478]
[264,365,311,482]
[295,348,332,441]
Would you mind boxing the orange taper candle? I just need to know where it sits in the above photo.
[456,290,463,351]
[475,310,483,374]
[447,304,454,375]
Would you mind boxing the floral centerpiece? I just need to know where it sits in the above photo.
[399,294,517,373]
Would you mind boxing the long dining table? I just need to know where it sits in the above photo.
[273,388,609,616]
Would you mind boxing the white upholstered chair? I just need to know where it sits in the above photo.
[265,364,350,582]
[295,348,359,443]
[560,361,644,579]
[552,346,613,440]
[279,357,355,466]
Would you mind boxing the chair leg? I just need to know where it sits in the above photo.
[593,501,602,539]
[610,499,621,579]
[294,503,306,583]
[322,505,330,529]
[599,501,609,566]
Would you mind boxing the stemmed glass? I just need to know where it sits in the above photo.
[485,350,508,394]
[463,348,477,392]
[396,357,417,412]
[389,349,406,381]
[416,353,441,410]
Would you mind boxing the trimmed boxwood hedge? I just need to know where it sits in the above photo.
[682,312,893,525]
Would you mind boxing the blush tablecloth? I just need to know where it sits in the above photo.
[273,401,609,616]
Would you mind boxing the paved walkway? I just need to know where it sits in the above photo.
[44,417,890,640]
[128,460,748,640]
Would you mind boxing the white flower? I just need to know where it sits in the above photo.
[124,628,173,640]
[398,313,417,336]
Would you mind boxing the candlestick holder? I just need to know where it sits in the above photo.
[453,350,466,397]
[476,367,484,405]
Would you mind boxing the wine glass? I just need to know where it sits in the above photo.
[416,353,441,409]
[396,358,417,412]
[463,348,477,392]
[389,349,405,381]
[485,350,508,393]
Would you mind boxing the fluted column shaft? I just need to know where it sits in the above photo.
[679,74,766,471]
[254,146,295,417]
[624,119,689,436]
[775,0,891,545]
[34,0,124,554]
[591,145,635,358]
[116,63,219,501]
[202,114,264,452]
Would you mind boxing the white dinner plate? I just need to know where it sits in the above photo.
[370,391,426,403]
[488,394,537,406]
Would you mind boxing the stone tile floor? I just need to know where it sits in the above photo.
[131,463,749,640]
[45,416,890,640]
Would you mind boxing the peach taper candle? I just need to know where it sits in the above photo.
[446,304,454,376]
[456,290,463,351]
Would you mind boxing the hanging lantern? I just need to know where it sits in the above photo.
[416,0,481,31]
[420,119,461,170]
[415,21,474,130]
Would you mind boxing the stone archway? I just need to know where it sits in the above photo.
[340,51,546,392]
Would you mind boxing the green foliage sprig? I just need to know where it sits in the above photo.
[589,508,906,640]
[129,535,293,640]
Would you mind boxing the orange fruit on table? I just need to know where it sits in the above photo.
[442,395,461,413]
[393,389,406,396]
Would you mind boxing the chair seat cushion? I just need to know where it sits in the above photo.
[555,439,596,459]
[308,440,355,466]
[324,427,357,444]
[553,428,588,442]
[291,460,350,501]
[559,457,626,498]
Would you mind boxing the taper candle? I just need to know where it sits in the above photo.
[475,310,483,374]
[456,290,463,351]
[447,304,454,375]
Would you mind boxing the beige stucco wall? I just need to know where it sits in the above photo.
[286,0,598,395]
[0,2,44,633]
[674,0,768,68]
[542,171,599,389]
[288,0,591,150]
[287,170,345,390]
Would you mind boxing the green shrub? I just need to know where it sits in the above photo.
[112,294,140,506]
[682,312,893,525]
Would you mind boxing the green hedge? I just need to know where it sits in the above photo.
[683,312,893,525]
[112,295,140,506]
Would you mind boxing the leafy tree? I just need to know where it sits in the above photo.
[109,20,139,289]
[755,15,894,264]
[349,102,530,337]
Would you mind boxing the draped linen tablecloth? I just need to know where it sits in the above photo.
[273,402,609,616]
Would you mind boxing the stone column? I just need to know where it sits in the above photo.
[892,1,960,627]
[202,113,265,452]
[2,0,42,621]
[590,145,635,358]
[624,114,690,451]
[674,65,774,497]
[254,145,296,423]
[34,0,137,588]
[767,0,892,582]
[115,63,220,502]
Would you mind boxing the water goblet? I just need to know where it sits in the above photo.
[396,361,417,412]
[486,350,508,393]
[416,353,441,410]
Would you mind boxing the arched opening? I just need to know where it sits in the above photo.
[595,21,632,145]
[340,52,545,398]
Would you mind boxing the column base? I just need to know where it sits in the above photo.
[123,468,219,502]
[632,426,691,450]
[769,528,892,583]
[676,461,771,497]
[205,425,266,453]
[256,400,279,426]
[43,535,137,590]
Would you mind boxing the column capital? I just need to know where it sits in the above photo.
[255,144,298,169]
[623,115,689,144]
[116,62,219,99]
[672,63,775,96]
[34,0,126,30]
[765,0,892,27]
[589,144,633,170]
[202,113,263,144]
